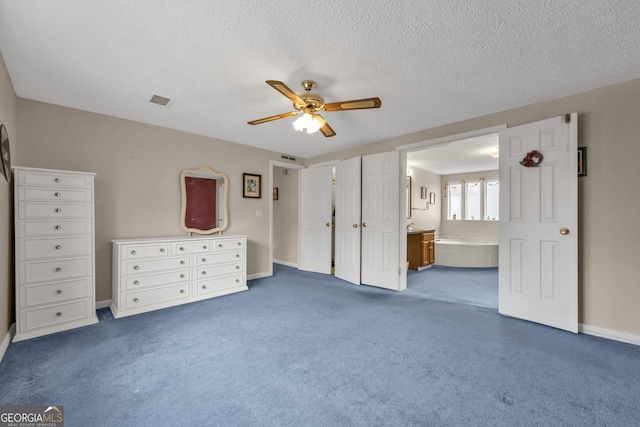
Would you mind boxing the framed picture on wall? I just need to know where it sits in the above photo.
[0,123,11,182]
[243,173,261,198]
[578,147,587,177]
[273,187,279,200]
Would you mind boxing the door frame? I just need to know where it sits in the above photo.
[269,160,304,277]
[396,125,507,290]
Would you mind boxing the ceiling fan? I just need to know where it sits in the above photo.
[247,80,381,137]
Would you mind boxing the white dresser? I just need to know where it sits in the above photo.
[110,235,247,318]
[13,167,98,342]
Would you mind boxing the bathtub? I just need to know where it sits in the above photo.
[434,238,499,268]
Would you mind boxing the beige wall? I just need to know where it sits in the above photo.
[14,99,303,301]
[0,52,17,340]
[273,166,299,265]
[308,78,640,336]
[407,167,441,234]
[440,170,499,239]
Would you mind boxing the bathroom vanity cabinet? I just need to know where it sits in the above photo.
[407,230,435,271]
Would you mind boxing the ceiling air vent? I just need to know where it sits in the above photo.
[149,94,173,107]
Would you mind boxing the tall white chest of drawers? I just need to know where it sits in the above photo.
[13,167,98,342]
[110,235,247,318]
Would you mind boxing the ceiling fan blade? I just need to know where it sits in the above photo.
[266,80,305,105]
[247,111,298,125]
[319,119,336,138]
[323,97,382,112]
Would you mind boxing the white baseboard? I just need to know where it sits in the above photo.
[247,271,272,281]
[0,323,16,363]
[96,299,112,310]
[273,260,298,268]
[580,323,640,346]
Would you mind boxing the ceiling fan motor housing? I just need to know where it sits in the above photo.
[295,80,325,112]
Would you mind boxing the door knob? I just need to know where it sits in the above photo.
[326,223,331,227]
[560,227,570,235]
[362,223,368,228]
[353,224,358,228]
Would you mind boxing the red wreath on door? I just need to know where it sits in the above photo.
[520,150,543,167]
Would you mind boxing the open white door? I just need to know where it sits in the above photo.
[499,113,578,332]
[361,151,400,290]
[334,156,362,284]
[299,166,333,274]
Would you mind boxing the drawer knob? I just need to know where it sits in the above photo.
[203,245,207,249]
[56,290,62,294]
[133,265,139,270]
[219,244,223,248]
[160,248,166,253]
[236,279,240,283]
[55,245,62,250]
[236,266,240,270]
[54,192,61,197]
[202,258,207,262]
[131,250,137,255]
[180,260,185,265]
[133,280,139,285]
[236,254,240,258]
[54,178,61,183]
[55,225,62,230]
[180,247,185,251]
[55,208,62,213]
[202,285,207,289]
[202,271,207,275]
[180,290,185,294]
[55,267,62,272]
[133,298,139,303]
[237,242,241,246]
[180,274,185,279]
[55,312,62,317]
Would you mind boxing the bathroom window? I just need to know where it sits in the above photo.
[446,179,498,221]
[485,180,499,220]
[447,183,462,220]
[465,181,481,220]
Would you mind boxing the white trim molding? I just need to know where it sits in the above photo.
[96,300,112,310]
[247,271,272,281]
[580,323,640,347]
[1,323,16,363]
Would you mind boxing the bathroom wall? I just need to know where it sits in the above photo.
[407,166,441,234]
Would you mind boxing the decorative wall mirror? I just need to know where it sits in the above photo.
[180,167,229,234]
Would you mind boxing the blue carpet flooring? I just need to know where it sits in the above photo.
[406,266,498,308]
[1,264,639,426]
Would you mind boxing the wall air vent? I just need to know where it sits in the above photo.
[149,94,173,106]
[281,155,296,161]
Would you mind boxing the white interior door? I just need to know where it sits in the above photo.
[299,166,333,274]
[499,113,578,332]
[334,156,362,285]
[361,151,400,290]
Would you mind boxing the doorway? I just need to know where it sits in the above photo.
[402,127,503,308]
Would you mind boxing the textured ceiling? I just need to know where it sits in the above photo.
[1,1,639,159]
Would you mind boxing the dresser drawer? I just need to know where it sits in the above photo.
[18,169,93,189]
[21,236,92,260]
[19,202,92,219]
[22,299,93,332]
[19,219,92,237]
[196,274,244,296]
[196,251,243,266]
[123,256,189,275]
[172,240,213,254]
[124,284,189,310]
[21,257,92,284]
[122,243,169,259]
[195,262,243,279]
[213,238,245,252]
[19,186,92,203]
[125,269,190,290]
[21,278,92,308]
